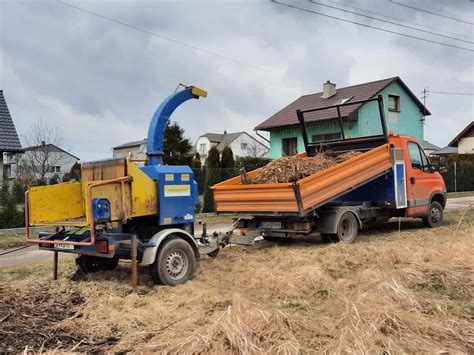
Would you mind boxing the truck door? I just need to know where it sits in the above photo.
[406,141,434,216]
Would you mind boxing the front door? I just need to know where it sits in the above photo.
[406,141,434,216]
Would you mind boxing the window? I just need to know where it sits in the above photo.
[334,96,353,105]
[241,143,248,150]
[48,166,60,173]
[282,137,297,156]
[312,132,342,143]
[388,94,400,112]
[199,143,207,155]
[408,142,431,171]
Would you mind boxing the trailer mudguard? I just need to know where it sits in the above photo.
[139,228,200,266]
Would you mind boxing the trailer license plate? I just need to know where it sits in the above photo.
[54,243,74,250]
[261,221,282,229]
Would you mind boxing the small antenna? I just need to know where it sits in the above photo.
[421,87,429,123]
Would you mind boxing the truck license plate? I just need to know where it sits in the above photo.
[54,243,74,250]
[261,221,282,229]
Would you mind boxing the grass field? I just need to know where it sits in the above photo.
[1,208,473,353]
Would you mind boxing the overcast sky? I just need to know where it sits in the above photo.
[1,0,473,161]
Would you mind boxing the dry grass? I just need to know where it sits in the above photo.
[1,209,473,353]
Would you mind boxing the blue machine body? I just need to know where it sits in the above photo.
[141,165,199,226]
[92,198,111,223]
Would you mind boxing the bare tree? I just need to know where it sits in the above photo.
[244,141,269,158]
[17,118,67,184]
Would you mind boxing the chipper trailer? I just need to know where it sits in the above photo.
[25,85,232,286]
[212,95,448,244]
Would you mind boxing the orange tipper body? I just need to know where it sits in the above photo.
[211,135,446,216]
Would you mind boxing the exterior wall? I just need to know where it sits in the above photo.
[113,143,147,160]
[268,82,424,158]
[195,136,213,164]
[13,150,78,181]
[458,137,474,154]
[228,134,269,158]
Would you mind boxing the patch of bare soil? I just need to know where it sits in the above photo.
[0,284,118,353]
[249,151,362,184]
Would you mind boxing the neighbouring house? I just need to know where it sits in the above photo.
[0,90,23,182]
[423,140,441,156]
[195,131,269,165]
[431,146,458,156]
[255,77,430,158]
[112,139,147,161]
[12,143,79,183]
[448,121,474,154]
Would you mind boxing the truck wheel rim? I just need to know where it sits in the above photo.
[166,251,188,279]
[339,217,356,242]
[430,207,441,224]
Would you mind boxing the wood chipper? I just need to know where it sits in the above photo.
[25,85,230,286]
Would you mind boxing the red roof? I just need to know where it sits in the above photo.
[255,76,430,131]
[449,121,474,147]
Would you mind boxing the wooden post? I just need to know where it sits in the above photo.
[53,251,58,280]
[131,235,138,289]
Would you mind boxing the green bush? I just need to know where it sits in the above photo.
[202,147,221,213]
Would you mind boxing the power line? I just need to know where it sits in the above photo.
[429,90,474,96]
[271,0,474,52]
[328,0,473,41]
[389,0,474,26]
[56,0,267,71]
[308,0,473,44]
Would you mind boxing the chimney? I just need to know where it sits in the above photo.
[321,80,336,99]
[41,141,46,146]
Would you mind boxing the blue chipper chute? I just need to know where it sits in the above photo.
[141,85,207,226]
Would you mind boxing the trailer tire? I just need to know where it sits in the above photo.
[75,255,119,273]
[337,212,358,243]
[422,201,443,228]
[150,238,196,286]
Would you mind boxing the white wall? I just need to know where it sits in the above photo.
[458,137,474,154]
[195,136,212,164]
[229,134,269,158]
[113,143,147,160]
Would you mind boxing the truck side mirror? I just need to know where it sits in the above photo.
[437,156,447,173]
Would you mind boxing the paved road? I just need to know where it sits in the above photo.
[1,197,473,267]
[0,224,230,267]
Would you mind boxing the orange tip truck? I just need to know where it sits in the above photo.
[212,95,447,244]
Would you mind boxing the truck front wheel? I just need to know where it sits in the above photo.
[150,238,196,286]
[422,201,443,228]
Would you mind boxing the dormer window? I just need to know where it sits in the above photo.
[334,96,353,105]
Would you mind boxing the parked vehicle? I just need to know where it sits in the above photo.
[212,96,447,243]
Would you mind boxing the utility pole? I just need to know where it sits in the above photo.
[421,87,429,123]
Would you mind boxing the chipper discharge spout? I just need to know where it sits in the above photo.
[25,85,228,286]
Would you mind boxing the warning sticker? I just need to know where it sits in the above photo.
[181,174,190,181]
[165,174,174,181]
[164,185,191,197]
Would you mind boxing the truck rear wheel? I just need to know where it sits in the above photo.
[422,201,443,228]
[322,212,359,244]
[75,255,119,273]
[150,238,196,286]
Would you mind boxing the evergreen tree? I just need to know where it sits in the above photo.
[0,185,23,228]
[163,121,193,166]
[220,146,235,181]
[202,146,221,212]
[192,153,205,195]
[12,180,27,204]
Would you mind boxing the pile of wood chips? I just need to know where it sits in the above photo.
[248,151,362,184]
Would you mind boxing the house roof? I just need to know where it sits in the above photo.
[255,76,431,131]
[24,143,80,160]
[423,140,441,151]
[448,121,474,147]
[200,133,225,143]
[215,132,245,150]
[0,90,23,152]
[199,131,269,151]
[431,146,458,155]
[113,139,147,149]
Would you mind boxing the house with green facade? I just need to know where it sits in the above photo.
[255,77,430,158]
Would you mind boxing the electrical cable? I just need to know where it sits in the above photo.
[271,0,473,52]
[308,0,473,44]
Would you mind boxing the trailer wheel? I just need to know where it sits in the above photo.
[75,255,119,273]
[422,201,443,228]
[150,238,196,286]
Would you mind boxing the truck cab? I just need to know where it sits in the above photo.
[390,135,446,226]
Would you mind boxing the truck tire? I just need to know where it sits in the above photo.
[150,238,196,286]
[75,255,119,273]
[322,212,359,244]
[422,201,443,228]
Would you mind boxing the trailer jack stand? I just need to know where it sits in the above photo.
[131,235,138,289]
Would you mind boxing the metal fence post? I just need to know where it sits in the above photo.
[131,234,138,289]
[454,161,457,192]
